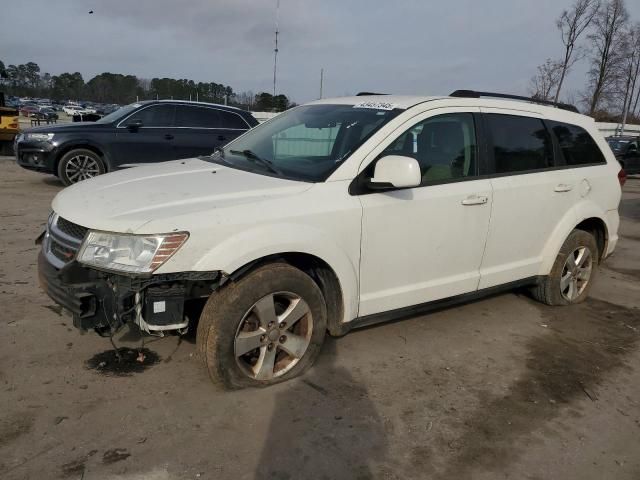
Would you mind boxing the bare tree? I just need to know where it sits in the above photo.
[530,59,564,100]
[585,0,629,115]
[554,0,600,102]
[619,23,640,130]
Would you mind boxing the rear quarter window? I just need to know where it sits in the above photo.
[219,111,250,129]
[547,121,606,166]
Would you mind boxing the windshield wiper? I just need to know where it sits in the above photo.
[229,149,283,175]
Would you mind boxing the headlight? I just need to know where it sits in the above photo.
[24,133,55,142]
[77,231,189,274]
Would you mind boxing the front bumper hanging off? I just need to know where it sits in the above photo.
[38,250,220,336]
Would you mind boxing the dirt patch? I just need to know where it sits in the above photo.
[86,348,160,377]
[102,448,131,464]
[607,267,640,282]
[60,450,97,478]
[436,298,640,479]
[0,412,34,448]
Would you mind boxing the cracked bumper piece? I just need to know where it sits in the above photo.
[38,251,220,335]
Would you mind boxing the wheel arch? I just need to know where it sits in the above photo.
[54,142,110,174]
[226,252,347,336]
[540,207,609,275]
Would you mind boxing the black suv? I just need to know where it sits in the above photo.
[15,100,258,185]
[606,136,640,174]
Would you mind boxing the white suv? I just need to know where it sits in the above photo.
[38,91,623,388]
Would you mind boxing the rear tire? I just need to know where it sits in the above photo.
[57,148,105,186]
[196,262,327,389]
[531,229,598,306]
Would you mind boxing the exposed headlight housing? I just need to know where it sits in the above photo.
[24,132,55,142]
[77,231,189,274]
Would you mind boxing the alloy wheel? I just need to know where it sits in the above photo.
[560,246,593,302]
[234,291,313,380]
[65,155,101,183]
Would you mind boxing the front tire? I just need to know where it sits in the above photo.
[196,263,327,388]
[57,148,106,186]
[531,229,598,306]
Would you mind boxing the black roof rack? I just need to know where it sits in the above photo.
[450,90,579,113]
[356,92,388,96]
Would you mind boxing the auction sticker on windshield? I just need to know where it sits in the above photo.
[353,101,397,110]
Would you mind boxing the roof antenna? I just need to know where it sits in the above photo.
[273,0,280,99]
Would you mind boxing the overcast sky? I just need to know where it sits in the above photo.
[2,0,640,103]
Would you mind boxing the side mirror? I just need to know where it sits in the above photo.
[369,155,421,189]
[125,119,143,131]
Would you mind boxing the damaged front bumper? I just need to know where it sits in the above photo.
[38,250,220,336]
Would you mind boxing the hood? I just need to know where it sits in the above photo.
[25,122,111,134]
[51,158,312,232]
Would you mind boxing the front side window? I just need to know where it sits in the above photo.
[487,114,553,174]
[379,112,477,184]
[125,104,175,127]
[548,121,606,166]
[215,104,401,182]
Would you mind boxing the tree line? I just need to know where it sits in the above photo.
[530,0,640,124]
[0,60,291,112]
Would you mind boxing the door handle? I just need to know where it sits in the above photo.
[164,134,174,140]
[554,183,573,193]
[217,135,226,142]
[461,195,488,206]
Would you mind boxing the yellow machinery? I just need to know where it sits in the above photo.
[0,92,19,155]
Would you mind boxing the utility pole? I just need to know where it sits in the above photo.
[319,68,324,99]
[273,0,280,99]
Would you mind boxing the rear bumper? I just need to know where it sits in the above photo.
[604,209,620,259]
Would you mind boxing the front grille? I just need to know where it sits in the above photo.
[50,238,77,263]
[56,217,89,240]
[44,214,88,268]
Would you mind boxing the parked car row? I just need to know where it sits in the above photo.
[37,91,623,388]
[15,100,258,184]
[606,135,640,174]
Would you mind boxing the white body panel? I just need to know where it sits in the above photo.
[50,95,622,327]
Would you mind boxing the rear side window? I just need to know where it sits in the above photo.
[547,121,606,166]
[175,106,222,128]
[486,114,553,174]
[219,111,249,129]
[126,104,175,127]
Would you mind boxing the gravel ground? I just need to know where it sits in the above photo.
[1,157,639,480]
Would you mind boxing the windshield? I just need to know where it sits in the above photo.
[96,103,140,124]
[214,104,402,182]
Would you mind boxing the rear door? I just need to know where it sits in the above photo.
[113,104,176,166]
[478,109,577,289]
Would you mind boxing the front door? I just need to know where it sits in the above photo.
[113,104,176,166]
[357,109,493,317]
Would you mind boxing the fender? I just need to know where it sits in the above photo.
[539,199,608,275]
[193,223,360,324]
[55,139,113,171]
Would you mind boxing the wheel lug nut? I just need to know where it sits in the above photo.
[280,322,286,329]
[279,335,287,343]
[267,343,274,351]
[268,321,274,328]
[260,335,266,342]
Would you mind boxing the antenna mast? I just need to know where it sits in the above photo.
[273,0,280,98]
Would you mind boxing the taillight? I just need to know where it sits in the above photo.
[618,167,627,187]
